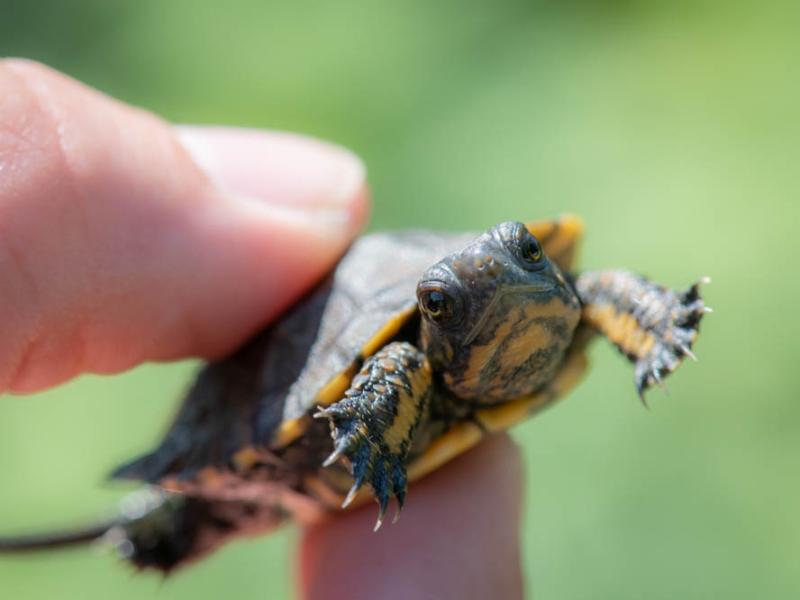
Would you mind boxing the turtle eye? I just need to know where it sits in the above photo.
[521,235,543,264]
[417,284,461,325]
[421,289,452,320]
[513,228,545,270]
[496,222,546,270]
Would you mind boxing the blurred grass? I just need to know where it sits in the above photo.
[0,0,797,598]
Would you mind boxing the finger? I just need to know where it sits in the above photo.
[298,434,524,600]
[0,60,369,393]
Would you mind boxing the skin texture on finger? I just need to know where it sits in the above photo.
[0,59,368,393]
[298,434,524,600]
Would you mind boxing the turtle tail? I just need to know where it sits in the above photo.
[0,519,117,552]
[109,491,286,572]
[0,490,285,573]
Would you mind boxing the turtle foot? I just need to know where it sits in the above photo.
[575,270,709,403]
[315,404,408,530]
[633,276,710,401]
[314,341,432,530]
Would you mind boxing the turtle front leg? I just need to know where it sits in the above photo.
[574,270,710,399]
[314,341,432,529]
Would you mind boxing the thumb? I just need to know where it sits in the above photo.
[0,60,369,393]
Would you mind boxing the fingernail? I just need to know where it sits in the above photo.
[176,126,366,210]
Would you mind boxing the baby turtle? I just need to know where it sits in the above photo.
[0,216,708,571]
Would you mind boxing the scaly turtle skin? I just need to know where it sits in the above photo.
[0,216,708,571]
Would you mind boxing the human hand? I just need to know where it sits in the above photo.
[0,59,523,599]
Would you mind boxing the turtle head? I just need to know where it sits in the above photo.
[417,221,581,402]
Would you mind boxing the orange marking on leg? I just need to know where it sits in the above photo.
[382,359,432,455]
[583,304,656,358]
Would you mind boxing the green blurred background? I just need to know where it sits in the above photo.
[0,1,797,598]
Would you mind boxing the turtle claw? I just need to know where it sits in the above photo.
[391,487,405,525]
[633,277,709,400]
[322,447,344,468]
[371,458,398,531]
[339,480,359,508]
[317,407,409,528]
[678,343,697,362]
[651,369,668,393]
[373,501,388,532]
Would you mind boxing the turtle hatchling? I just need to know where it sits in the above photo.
[0,215,709,571]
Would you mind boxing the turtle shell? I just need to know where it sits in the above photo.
[113,216,584,495]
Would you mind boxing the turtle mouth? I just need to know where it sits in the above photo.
[462,281,555,346]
